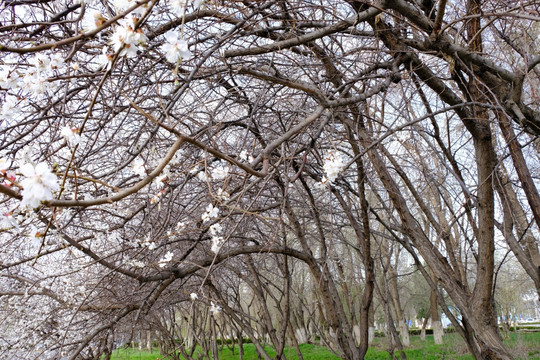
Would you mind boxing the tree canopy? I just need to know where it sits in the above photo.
[1,0,539,359]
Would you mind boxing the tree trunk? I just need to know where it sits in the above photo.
[430,289,443,344]
[211,316,218,360]
[387,259,410,347]
[237,329,244,360]
[368,305,375,345]
[420,313,430,341]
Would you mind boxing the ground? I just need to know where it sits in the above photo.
[110,332,540,359]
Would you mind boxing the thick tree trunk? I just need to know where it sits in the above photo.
[430,289,443,344]
[368,305,375,345]
[463,2,513,359]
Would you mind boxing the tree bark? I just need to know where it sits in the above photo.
[430,289,443,345]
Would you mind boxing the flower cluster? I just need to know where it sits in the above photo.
[195,162,230,183]
[113,0,144,13]
[209,222,224,253]
[0,95,25,123]
[1,52,65,107]
[197,170,209,182]
[0,67,20,90]
[211,162,229,180]
[167,220,186,237]
[158,251,174,268]
[127,259,145,268]
[321,150,346,185]
[131,158,146,177]
[19,162,60,209]
[201,204,219,222]
[140,235,157,250]
[61,127,81,147]
[216,188,229,201]
[151,172,169,204]
[111,18,148,58]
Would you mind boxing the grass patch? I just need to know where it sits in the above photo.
[110,347,162,360]
[111,332,540,359]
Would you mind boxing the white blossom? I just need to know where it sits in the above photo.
[97,47,113,70]
[201,204,219,222]
[22,71,52,96]
[113,0,147,15]
[60,127,81,146]
[211,163,229,180]
[19,162,60,209]
[210,236,223,253]
[28,226,42,239]
[1,95,20,121]
[321,150,346,184]
[158,251,174,267]
[113,0,133,12]
[161,32,192,63]
[153,173,168,187]
[150,194,160,204]
[49,52,65,71]
[29,53,50,73]
[197,171,210,182]
[82,9,106,32]
[0,212,18,230]
[209,301,221,315]
[141,236,157,250]
[216,188,229,201]
[190,293,198,300]
[239,150,253,162]
[111,19,147,58]
[169,0,187,15]
[132,158,146,177]
[209,223,222,236]
[0,67,20,89]
[128,259,145,268]
[151,188,166,204]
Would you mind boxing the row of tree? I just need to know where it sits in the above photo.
[0,0,539,359]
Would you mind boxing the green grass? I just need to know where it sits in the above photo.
[111,332,540,359]
[110,347,162,360]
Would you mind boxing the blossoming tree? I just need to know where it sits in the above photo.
[1,0,539,359]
